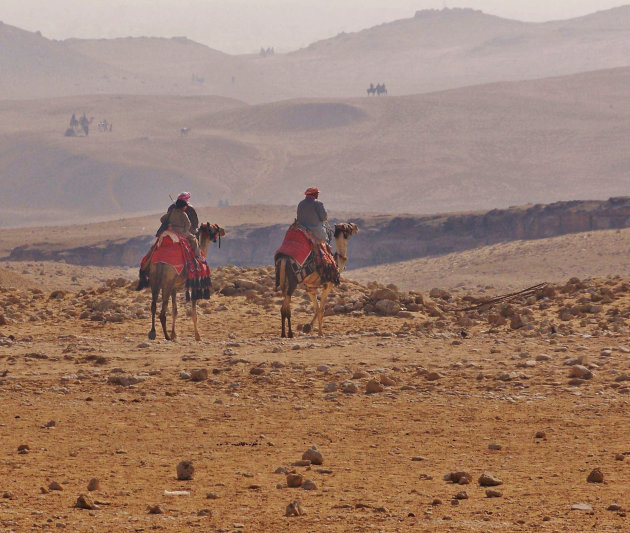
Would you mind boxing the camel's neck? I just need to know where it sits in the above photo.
[335,235,349,271]
[199,233,211,256]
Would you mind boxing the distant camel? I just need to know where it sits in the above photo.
[79,114,94,136]
[376,83,388,96]
[180,127,190,136]
[275,223,359,337]
[148,223,225,341]
[367,83,376,96]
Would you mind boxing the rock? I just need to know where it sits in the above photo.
[302,479,317,491]
[570,365,593,380]
[488,444,502,451]
[535,431,546,439]
[366,379,384,394]
[425,372,442,381]
[444,471,472,485]
[375,299,401,316]
[250,366,265,375]
[379,374,397,386]
[87,478,100,491]
[17,444,29,453]
[176,460,194,481]
[148,504,164,514]
[571,503,593,511]
[292,460,311,467]
[451,499,459,506]
[75,494,98,510]
[341,381,358,393]
[431,498,442,505]
[317,365,330,373]
[352,371,369,379]
[615,454,625,461]
[197,509,212,517]
[411,456,427,461]
[48,481,63,491]
[454,491,468,500]
[478,472,503,487]
[286,473,304,488]
[324,382,338,392]
[206,492,220,499]
[607,504,622,511]
[107,375,140,387]
[302,446,323,465]
[285,500,305,517]
[587,468,604,483]
[190,369,208,382]
[370,288,399,302]
[486,489,502,498]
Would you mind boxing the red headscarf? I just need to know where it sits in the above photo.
[177,191,191,203]
[304,187,319,199]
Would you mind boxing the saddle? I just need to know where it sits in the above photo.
[275,223,339,285]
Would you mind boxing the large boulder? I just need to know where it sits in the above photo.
[375,299,401,316]
[370,288,399,302]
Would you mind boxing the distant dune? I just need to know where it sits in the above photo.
[348,227,630,293]
[4,7,630,102]
[2,65,630,226]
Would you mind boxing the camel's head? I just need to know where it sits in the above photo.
[334,222,359,239]
[199,222,226,242]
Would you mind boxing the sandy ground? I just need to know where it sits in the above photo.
[0,265,628,532]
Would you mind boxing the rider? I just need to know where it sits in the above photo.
[159,193,201,259]
[297,187,331,243]
[156,191,199,237]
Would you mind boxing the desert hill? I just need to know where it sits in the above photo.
[4,7,630,102]
[2,65,630,226]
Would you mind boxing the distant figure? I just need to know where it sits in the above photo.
[376,83,388,96]
[180,127,190,136]
[79,113,93,136]
[367,83,376,96]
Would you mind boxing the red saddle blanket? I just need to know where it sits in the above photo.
[275,225,339,285]
[140,232,211,300]
[275,227,312,267]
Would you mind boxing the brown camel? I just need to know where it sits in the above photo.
[148,223,225,341]
[275,222,359,338]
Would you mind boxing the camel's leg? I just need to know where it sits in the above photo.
[192,299,201,341]
[159,288,171,341]
[317,283,333,336]
[304,288,320,334]
[148,287,158,340]
[281,293,292,338]
[170,290,178,341]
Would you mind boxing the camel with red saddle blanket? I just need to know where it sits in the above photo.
[139,222,225,341]
[275,222,359,337]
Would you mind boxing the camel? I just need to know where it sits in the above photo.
[275,222,359,338]
[148,223,225,342]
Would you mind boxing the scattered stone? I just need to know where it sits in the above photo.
[48,481,63,491]
[411,456,427,461]
[425,372,442,381]
[206,492,220,499]
[286,473,304,488]
[366,379,384,394]
[292,460,311,467]
[324,382,337,392]
[615,454,625,461]
[478,472,503,487]
[570,365,593,380]
[571,503,593,511]
[17,444,29,454]
[444,471,472,485]
[302,446,323,465]
[75,494,98,510]
[198,509,212,517]
[87,478,100,491]
[341,381,358,393]
[285,500,305,517]
[302,479,317,491]
[535,431,546,439]
[147,504,164,514]
[488,444,502,451]
[176,460,194,481]
[608,504,622,511]
[190,368,208,382]
[451,498,459,506]
[431,498,442,505]
[486,489,502,498]
[250,366,265,376]
[587,468,604,483]
[454,491,468,500]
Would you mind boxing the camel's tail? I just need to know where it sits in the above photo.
[275,257,286,293]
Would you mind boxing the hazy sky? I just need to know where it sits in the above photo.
[2,1,626,53]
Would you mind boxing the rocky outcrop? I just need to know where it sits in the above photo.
[8,197,630,268]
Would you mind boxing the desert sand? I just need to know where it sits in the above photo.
[0,261,629,532]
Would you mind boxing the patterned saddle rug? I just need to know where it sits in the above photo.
[139,231,211,301]
[275,224,339,285]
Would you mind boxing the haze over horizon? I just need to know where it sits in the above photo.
[2,0,627,54]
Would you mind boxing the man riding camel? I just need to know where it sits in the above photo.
[297,187,332,243]
[158,192,201,259]
[156,192,199,237]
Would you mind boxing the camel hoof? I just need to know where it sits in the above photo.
[148,330,156,340]
[302,323,311,334]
